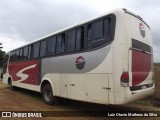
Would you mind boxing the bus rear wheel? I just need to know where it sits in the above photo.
[42,84,55,105]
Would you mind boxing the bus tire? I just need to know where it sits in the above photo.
[42,83,55,105]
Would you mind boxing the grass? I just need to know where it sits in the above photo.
[132,63,160,107]
[154,63,160,99]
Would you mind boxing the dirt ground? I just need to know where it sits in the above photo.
[0,80,160,120]
[154,63,160,99]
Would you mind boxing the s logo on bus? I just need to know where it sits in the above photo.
[76,56,85,70]
[139,23,145,38]
[16,64,37,83]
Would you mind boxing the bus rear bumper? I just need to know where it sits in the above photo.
[122,85,155,104]
[112,84,155,105]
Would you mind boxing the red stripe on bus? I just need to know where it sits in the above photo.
[8,60,39,85]
[132,50,151,86]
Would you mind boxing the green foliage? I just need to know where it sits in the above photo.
[0,50,6,67]
[0,50,5,61]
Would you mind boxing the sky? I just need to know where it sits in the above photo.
[0,0,160,62]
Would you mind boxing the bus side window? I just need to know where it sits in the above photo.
[56,34,65,54]
[16,49,20,61]
[87,20,103,43]
[33,42,40,58]
[76,27,84,51]
[87,25,92,48]
[10,52,13,62]
[13,51,16,61]
[87,25,91,41]
[67,30,76,52]
[19,48,23,60]
[40,40,47,57]
[87,19,111,49]
[104,18,111,36]
[91,20,103,40]
[61,34,65,53]
[47,37,56,56]
[23,46,28,60]
[28,45,33,59]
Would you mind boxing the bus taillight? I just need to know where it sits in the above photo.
[121,72,129,87]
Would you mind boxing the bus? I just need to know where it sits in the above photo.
[3,8,154,105]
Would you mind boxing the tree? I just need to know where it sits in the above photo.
[0,42,4,60]
[0,50,6,67]
[0,43,3,49]
[0,42,5,65]
[0,49,6,78]
[0,50,5,60]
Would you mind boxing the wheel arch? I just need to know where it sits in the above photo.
[40,79,55,95]
[8,77,12,85]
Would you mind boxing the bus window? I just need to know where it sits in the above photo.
[23,46,28,60]
[19,48,23,60]
[15,49,20,61]
[47,37,56,56]
[40,40,47,57]
[56,34,65,54]
[13,51,16,61]
[104,18,111,36]
[87,18,112,49]
[28,45,33,59]
[91,20,103,40]
[87,20,104,48]
[91,21,103,40]
[67,30,76,52]
[87,24,91,41]
[9,52,13,62]
[61,35,65,53]
[76,28,84,51]
[33,42,40,58]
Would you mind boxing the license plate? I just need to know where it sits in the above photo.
[141,85,147,89]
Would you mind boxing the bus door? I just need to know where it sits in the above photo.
[60,74,69,98]
[69,75,86,100]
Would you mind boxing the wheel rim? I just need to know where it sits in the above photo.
[44,89,52,102]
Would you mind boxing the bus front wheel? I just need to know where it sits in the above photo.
[42,84,55,105]
[8,79,15,90]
